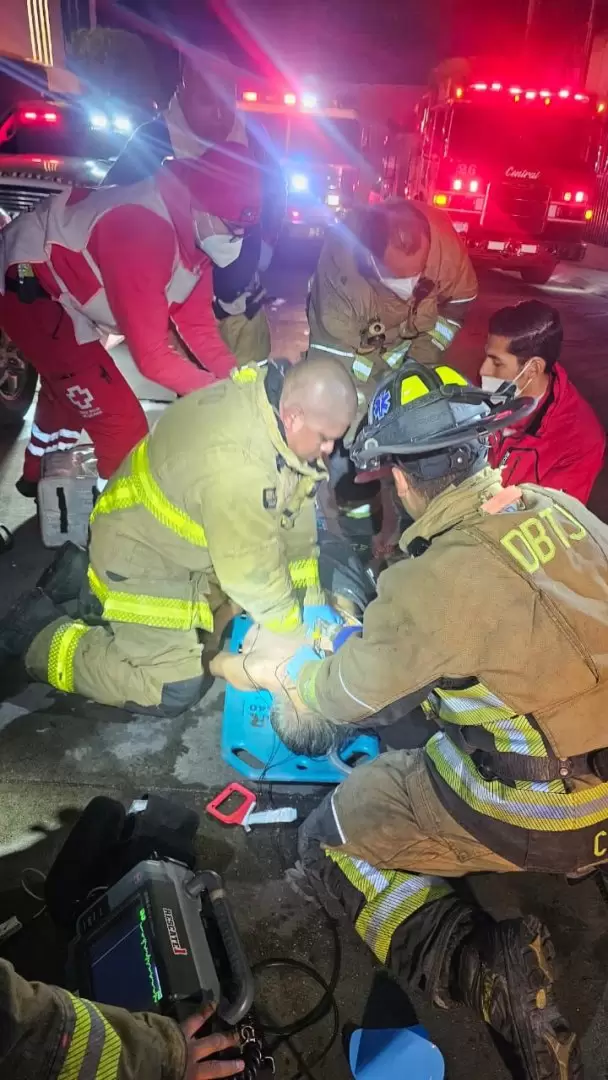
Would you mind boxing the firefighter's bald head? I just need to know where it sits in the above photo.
[280,357,357,463]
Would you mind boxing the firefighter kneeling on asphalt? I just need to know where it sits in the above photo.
[219,359,608,1080]
[0,356,357,712]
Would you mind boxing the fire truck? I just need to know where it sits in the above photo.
[237,82,362,240]
[403,75,603,284]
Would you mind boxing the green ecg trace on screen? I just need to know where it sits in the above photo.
[139,921,163,1003]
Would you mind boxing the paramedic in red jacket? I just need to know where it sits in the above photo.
[0,143,261,496]
[480,300,605,503]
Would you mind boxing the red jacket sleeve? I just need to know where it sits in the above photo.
[539,439,605,504]
[90,206,225,396]
[169,264,236,380]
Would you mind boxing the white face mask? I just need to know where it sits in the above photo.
[481,359,535,399]
[380,274,420,302]
[197,231,243,267]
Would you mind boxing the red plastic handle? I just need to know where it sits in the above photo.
[206,783,257,826]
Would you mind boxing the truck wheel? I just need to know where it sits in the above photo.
[0,331,37,426]
[520,264,557,286]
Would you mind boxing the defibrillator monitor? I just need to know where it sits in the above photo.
[68,859,253,1024]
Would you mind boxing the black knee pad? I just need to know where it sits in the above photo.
[125,673,208,717]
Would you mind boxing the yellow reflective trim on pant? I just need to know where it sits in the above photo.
[91,439,207,548]
[88,567,213,632]
[327,851,451,963]
[59,994,121,1080]
[426,732,608,830]
[261,602,302,633]
[289,558,320,589]
[47,621,90,693]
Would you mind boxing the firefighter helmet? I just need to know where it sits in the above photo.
[350,360,536,481]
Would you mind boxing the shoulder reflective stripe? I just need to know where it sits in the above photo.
[448,294,477,303]
[289,558,320,589]
[133,441,207,547]
[88,567,213,632]
[48,622,90,693]
[91,440,207,549]
[432,682,546,757]
[436,366,468,387]
[426,733,608,830]
[327,852,450,963]
[59,995,121,1080]
[262,603,301,634]
[25,443,46,456]
[352,356,373,382]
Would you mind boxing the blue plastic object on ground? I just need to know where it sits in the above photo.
[349,1025,445,1079]
[221,615,380,783]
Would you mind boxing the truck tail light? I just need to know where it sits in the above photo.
[574,190,587,203]
[452,178,463,191]
[563,191,573,202]
[284,93,297,106]
[469,179,480,193]
[19,109,58,124]
[242,90,258,102]
[433,193,449,206]
[585,209,594,221]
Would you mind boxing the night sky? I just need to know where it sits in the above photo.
[100,0,608,87]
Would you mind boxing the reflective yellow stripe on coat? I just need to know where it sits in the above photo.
[58,994,121,1080]
[91,438,207,548]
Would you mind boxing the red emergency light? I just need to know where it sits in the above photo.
[284,93,297,106]
[558,89,570,98]
[509,86,523,95]
[242,90,258,102]
[525,91,537,100]
[19,109,58,124]
[471,83,488,91]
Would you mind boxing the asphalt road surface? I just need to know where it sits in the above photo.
[0,250,607,1080]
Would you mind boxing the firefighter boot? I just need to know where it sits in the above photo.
[0,588,62,669]
[453,914,581,1080]
[36,541,88,605]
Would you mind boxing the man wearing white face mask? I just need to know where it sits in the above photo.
[481,300,605,504]
[308,198,478,388]
[307,198,477,550]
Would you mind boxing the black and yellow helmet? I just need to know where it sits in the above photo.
[351,360,535,480]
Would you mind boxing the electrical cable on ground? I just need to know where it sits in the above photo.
[252,912,342,1080]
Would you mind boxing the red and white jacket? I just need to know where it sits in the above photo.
[0,179,235,396]
[489,362,606,504]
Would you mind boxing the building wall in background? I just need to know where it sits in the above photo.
[1,0,66,67]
